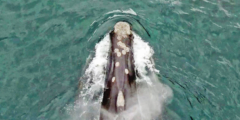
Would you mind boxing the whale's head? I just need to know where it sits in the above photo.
[114,22,132,40]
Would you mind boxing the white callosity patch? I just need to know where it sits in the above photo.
[117,41,125,48]
[122,43,126,48]
[115,62,120,67]
[125,47,130,52]
[125,69,129,74]
[114,48,119,53]
[117,36,122,41]
[117,41,129,55]
[116,91,125,107]
[112,77,115,82]
[117,52,121,57]
[114,22,131,39]
[122,50,126,55]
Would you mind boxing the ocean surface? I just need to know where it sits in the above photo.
[0,0,240,120]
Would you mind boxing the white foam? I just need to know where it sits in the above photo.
[69,34,111,120]
[106,9,137,16]
[83,33,111,99]
[122,8,137,15]
[133,32,160,85]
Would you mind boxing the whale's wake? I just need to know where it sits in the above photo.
[69,33,173,120]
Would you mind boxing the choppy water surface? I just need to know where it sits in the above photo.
[0,0,240,120]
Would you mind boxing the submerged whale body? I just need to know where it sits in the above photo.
[100,22,138,119]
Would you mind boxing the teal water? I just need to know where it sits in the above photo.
[0,0,240,120]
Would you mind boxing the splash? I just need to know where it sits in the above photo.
[69,32,173,120]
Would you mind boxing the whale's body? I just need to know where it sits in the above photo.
[100,22,138,119]
[76,21,173,120]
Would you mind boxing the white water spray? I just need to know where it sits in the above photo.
[68,32,173,120]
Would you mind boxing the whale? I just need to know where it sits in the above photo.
[100,22,138,120]
[76,21,173,120]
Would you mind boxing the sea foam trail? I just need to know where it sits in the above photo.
[70,33,173,120]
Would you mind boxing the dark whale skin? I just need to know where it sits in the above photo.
[100,30,137,120]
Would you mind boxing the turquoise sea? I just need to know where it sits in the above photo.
[0,0,240,120]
